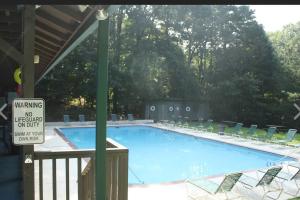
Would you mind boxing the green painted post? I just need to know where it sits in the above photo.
[22,5,35,200]
[96,17,109,200]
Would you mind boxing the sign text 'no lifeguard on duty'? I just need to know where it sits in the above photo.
[12,98,45,145]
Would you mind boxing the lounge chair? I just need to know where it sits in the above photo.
[271,129,297,145]
[182,117,190,128]
[78,114,85,122]
[176,117,184,127]
[245,124,257,138]
[111,114,118,121]
[128,114,134,121]
[185,172,243,200]
[259,162,300,199]
[252,127,277,141]
[63,115,70,124]
[231,123,243,137]
[238,166,282,199]
[198,119,214,133]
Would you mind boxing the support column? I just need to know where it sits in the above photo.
[22,5,35,200]
[95,17,109,200]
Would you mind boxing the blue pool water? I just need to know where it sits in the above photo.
[60,126,294,184]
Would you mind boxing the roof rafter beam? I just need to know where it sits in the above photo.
[51,5,84,22]
[36,29,64,47]
[35,50,54,61]
[35,20,69,40]
[35,37,60,52]
[36,10,75,33]
[0,36,23,64]
[35,49,55,59]
[35,43,56,56]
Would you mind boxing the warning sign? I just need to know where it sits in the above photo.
[12,98,45,145]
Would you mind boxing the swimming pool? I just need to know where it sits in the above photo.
[59,126,294,184]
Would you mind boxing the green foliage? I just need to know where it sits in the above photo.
[36,5,299,129]
[268,22,300,129]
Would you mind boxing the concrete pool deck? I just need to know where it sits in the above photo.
[34,120,300,200]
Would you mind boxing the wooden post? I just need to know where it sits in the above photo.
[22,5,35,200]
[95,16,109,200]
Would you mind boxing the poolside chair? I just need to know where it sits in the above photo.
[271,129,297,145]
[198,119,214,133]
[271,162,300,198]
[63,115,70,124]
[252,127,277,142]
[78,114,85,122]
[185,172,243,200]
[238,166,283,199]
[128,113,134,121]
[231,123,243,137]
[245,124,257,139]
[182,117,190,129]
[111,114,118,121]
[176,116,184,127]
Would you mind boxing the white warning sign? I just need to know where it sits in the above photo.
[12,98,45,145]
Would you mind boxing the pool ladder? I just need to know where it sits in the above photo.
[129,166,145,184]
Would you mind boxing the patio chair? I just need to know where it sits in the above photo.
[78,114,85,122]
[231,123,244,137]
[198,119,214,133]
[176,116,184,127]
[270,129,297,145]
[182,117,190,128]
[128,113,134,121]
[185,172,243,200]
[238,166,283,199]
[111,114,118,121]
[245,124,258,138]
[252,127,277,142]
[271,162,300,198]
[63,115,70,124]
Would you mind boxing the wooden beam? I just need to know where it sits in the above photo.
[39,53,51,61]
[37,54,51,63]
[35,49,54,60]
[35,37,60,52]
[35,43,57,55]
[36,9,76,33]
[51,5,84,22]
[0,36,23,64]
[36,61,48,69]
[36,16,70,35]
[36,29,64,47]
[22,5,35,200]
[35,48,55,59]
[35,20,69,40]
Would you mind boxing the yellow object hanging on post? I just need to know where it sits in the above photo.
[14,67,22,85]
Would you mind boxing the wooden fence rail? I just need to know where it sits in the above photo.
[34,138,128,200]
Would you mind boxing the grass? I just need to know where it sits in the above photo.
[172,121,300,146]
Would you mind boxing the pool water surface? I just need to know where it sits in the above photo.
[60,126,294,184]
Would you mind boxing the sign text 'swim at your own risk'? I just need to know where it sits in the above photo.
[13,99,45,145]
